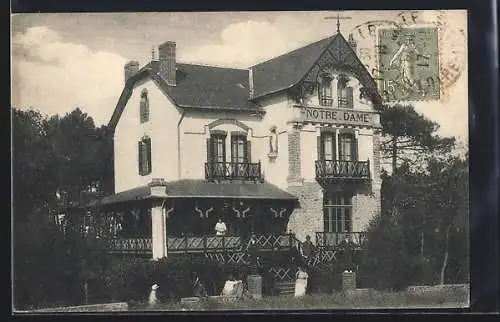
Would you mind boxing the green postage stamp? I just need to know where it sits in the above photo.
[377,27,440,102]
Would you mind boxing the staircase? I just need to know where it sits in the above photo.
[276,281,295,296]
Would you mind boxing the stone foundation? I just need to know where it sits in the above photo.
[287,181,324,243]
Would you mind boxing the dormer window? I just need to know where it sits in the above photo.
[319,75,333,107]
[338,75,354,109]
[140,89,150,123]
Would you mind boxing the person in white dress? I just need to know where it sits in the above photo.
[148,284,159,306]
[215,218,227,236]
[294,266,308,297]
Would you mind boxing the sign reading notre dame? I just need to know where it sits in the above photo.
[299,106,380,128]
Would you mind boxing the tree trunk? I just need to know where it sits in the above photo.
[391,137,398,172]
[439,225,451,285]
[420,210,425,259]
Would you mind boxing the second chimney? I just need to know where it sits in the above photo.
[158,41,176,86]
[124,61,139,84]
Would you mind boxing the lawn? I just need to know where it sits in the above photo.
[129,287,470,311]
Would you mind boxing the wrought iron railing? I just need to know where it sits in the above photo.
[319,96,333,107]
[205,161,263,182]
[105,234,296,254]
[107,238,152,253]
[167,234,295,253]
[315,231,368,249]
[315,160,370,181]
[338,97,352,108]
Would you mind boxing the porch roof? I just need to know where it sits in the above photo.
[92,179,298,207]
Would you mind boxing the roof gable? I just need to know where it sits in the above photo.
[251,33,382,104]
[250,36,335,99]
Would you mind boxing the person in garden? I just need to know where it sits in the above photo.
[301,235,316,259]
[294,266,308,297]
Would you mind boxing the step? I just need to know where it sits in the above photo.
[276,282,296,296]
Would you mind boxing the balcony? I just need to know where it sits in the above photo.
[205,161,263,182]
[315,231,368,249]
[315,160,370,182]
[105,234,296,255]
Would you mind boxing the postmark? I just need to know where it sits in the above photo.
[349,10,466,103]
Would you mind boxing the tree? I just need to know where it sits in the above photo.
[12,106,114,308]
[376,104,456,171]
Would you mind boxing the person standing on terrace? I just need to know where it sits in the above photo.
[215,218,227,236]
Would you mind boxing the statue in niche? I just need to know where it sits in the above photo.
[269,125,279,156]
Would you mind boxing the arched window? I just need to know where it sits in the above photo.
[337,75,354,109]
[140,89,150,123]
[318,75,333,106]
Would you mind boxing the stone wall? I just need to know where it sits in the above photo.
[286,181,324,243]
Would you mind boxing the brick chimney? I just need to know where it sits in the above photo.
[348,34,357,53]
[124,61,139,84]
[158,41,176,86]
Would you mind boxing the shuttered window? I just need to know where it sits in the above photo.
[338,133,357,161]
[138,137,152,176]
[231,135,248,164]
[207,133,226,163]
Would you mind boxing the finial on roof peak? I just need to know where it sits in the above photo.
[324,12,352,35]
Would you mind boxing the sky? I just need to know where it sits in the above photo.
[11,11,468,148]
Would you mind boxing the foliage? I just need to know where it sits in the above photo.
[375,104,456,170]
[13,107,113,223]
[12,107,114,309]
[359,154,469,290]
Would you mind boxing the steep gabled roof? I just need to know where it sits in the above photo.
[108,63,262,131]
[250,33,381,104]
[108,32,382,131]
[250,35,336,99]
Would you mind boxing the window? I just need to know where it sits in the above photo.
[338,133,357,161]
[138,136,152,176]
[140,89,150,123]
[317,132,357,162]
[323,192,352,233]
[318,75,333,106]
[320,132,336,161]
[231,135,248,164]
[337,75,353,108]
[208,133,226,163]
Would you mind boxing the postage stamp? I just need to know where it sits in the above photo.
[377,27,440,102]
[349,10,467,103]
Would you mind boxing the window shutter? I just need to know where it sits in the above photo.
[246,140,251,163]
[138,140,143,175]
[332,133,337,161]
[146,138,152,174]
[352,136,358,161]
[317,135,324,161]
[206,138,212,163]
[347,87,354,108]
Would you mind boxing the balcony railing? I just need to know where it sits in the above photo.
[338,97,352,109]
[107,238,152,254]
[315,160,370,181]
[205,161,263,182]
[319,96,333,107]
[315,232,368,249]
[105,234,295,254]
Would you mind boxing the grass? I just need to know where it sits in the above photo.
[129,287,470,311]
